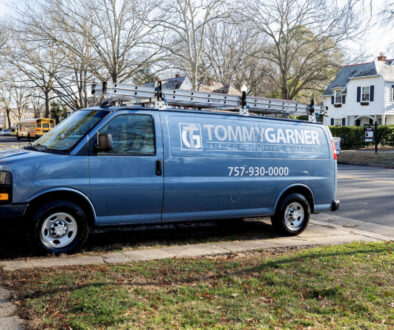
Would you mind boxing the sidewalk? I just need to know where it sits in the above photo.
[0,217,392,271]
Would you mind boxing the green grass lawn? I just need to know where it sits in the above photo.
[2,241,393,329]
[339,150,394,167]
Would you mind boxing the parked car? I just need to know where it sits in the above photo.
[0,129,12,136]
[0,106,339,254]
[333,137,341,155]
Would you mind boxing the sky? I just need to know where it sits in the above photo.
[358,0,393,60]
[0,0,392,62]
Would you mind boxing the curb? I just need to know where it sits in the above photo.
[338,161,394,169]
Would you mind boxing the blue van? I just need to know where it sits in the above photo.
[0,106,339,253]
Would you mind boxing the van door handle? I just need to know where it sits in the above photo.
[155,160,162,176]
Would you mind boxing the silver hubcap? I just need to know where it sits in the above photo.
[40,212,78,249]
[284,202,305,231]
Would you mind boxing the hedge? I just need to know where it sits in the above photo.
[329,125,394,149]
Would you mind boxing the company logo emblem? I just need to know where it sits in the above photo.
[180,123,202,150]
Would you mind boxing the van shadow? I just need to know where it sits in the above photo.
[0,218,277,260]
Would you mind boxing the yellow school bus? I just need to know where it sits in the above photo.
[16,118,56,140]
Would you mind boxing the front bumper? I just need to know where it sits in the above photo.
[0,204,28,229]
[331,200,340,211]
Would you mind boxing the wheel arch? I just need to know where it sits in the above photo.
[274,184,315,214]
[26,188,96,227]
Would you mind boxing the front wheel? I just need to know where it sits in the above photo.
[271,193,311,235]
[30,200,90,254]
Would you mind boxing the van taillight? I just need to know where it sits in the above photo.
[331,140,337,160]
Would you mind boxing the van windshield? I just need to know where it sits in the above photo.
[30,110,108,152]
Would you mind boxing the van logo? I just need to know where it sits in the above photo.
[180,123,202,150]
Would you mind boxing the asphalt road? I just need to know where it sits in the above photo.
[337,164,394,227]
[0,136,28,149]
[0,136,19,143]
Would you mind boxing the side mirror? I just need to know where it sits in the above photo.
[94,133,112,152]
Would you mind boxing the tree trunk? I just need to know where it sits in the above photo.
[6,108,11,129]
[44,91,50,118]
[281,70,289,100]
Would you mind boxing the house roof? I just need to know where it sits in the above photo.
[198,81,241,95]
[323,59,394,96]
[322,61,376,96]
[144,75,241,95]
[144,76,187,89]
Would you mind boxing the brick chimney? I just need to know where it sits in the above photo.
[377,52,387,61]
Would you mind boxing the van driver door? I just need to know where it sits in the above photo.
[88,111,164,226]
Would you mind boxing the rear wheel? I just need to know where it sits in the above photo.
[271,193,311,235]
[30,200,90,254]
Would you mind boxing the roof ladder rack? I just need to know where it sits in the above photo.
[91,81,327,121]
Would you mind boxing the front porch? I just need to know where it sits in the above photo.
[346,115,394,126]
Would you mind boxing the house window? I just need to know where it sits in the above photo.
[392,85,394,102]
[334,118,342,126]
[362,87,370,102]
[335,91,342,104]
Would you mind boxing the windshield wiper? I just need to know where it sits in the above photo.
[24,144,48,152]
[23,144,38,151]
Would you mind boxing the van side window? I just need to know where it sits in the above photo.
[99,114,156,156]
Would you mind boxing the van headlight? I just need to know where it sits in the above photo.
[0,171,12,204]
[0,171,12,185]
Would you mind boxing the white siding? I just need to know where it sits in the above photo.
[324,76,390,126]
[345,76,385,116]
[384,82,394,113]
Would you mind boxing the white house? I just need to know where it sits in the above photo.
[322,54,394,126]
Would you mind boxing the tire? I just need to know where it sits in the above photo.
[271,193,311,236]
[30,200,90,254]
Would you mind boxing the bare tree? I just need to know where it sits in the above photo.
[381,0,394,23]
[238,0,364,100]
[11,2,95,111]
[29,91,44,119]
[10,83,29,123]
[19,0,164,84]
[202,20,278,96]
[158,0,228,89]
[1,33,62,117]
[0,83,13,129]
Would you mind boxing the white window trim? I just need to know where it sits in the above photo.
[334,118,342,126]
[334,90,342,104]
[362,86,370,102]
